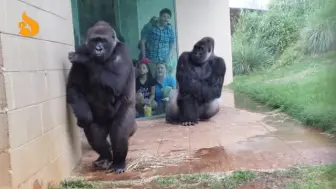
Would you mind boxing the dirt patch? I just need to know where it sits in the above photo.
[126,152,190,171]
[76,147,232,181]
[81,147,236,182]
[139,147,232,177]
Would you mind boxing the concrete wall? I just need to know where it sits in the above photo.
[0,0,81,188]
[175,0,233,85]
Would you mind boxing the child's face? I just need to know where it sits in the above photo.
[138,64,148,75]
[156,64,166,77]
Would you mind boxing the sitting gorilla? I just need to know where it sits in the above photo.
[66,21,137,173]
[166,37,226,126]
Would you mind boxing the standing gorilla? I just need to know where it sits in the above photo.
[166,37,226,126]
[66,21,136,173]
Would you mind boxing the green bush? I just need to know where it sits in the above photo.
[273,41,304,68]
[231,11,271,75]
[257,12,299,56]
[302,0,336,55]
[268,0,320,18]
[232,39,273,75]
[231,0,321,75]
[232,11,263,44]
[252,0,319,56]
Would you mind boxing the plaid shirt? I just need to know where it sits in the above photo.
[142,24,175,62]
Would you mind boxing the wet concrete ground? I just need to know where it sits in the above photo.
[74,89,336,181]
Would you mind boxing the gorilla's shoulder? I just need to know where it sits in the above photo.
[179,52,191,59]
[70,62,89,73]
[75,43,89,54]
[211,56,226,71]
[116,42,127,50]
[115,42,131,57]
[68,63,89,79]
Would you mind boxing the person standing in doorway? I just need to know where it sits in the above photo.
[140,8,176,78]
[138,16,158,60]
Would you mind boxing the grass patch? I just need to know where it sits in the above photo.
[287,164,336,189]
[154,170,256,189]
[230,52,336,133]
[53,164,336,188]
[49,178,102,189]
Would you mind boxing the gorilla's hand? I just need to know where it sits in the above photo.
[72,100,93,125]
[68,52,90,64]
[190,79,204,101]
[191,79,202,87]
[68,52,77,63]
[77,119,92,128]
[107,103,117,118]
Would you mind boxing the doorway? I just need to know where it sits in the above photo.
[70,0,179,119]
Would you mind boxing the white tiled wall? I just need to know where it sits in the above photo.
[0,0,81,188]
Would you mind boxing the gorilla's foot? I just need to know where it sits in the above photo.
[92,159,112,170]
[166,117,179,125]
[199,118,210,122]
[181,121,198,126]
[106,163,126,174]
[165,117,172,123]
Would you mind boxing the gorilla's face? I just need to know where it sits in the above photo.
[87,36,116,61]
[191,41,211,65]
[86,22,118,62]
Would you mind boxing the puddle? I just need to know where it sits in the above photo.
[233,92,336,146]
[74,89,336,181]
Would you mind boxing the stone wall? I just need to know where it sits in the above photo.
[0,0,81,188]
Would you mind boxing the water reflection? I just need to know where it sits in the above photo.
[71,0,178,118]
[135,8,178,118]
[135,59,177,117]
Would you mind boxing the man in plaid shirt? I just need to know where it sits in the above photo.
[140,8,176,77]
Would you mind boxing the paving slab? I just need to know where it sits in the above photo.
[74,89,336,181]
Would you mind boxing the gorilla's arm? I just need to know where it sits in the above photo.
[176,52,202,95]
[66,64,93,126]
[202,57,226,102]
[68,44,91,64]
[101,43,133,96]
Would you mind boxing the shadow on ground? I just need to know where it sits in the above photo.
[73,88,336,181]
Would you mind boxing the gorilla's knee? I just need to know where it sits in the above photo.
[200,98,221,120]
[166,89,179,120]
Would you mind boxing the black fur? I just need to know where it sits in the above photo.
[166,37,226,126]
[66,21,136,174]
